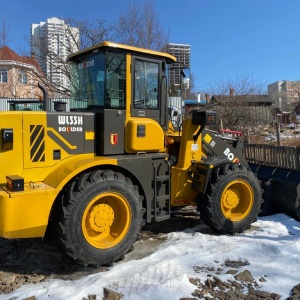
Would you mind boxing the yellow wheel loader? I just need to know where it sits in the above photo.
[0,42,262,266]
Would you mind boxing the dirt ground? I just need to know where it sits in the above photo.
[0,208,298,299]
[247,126,300,146]
[0,208,202,295]
[249,134,300,146]
[0,211,300,300]
[0,133,298,297]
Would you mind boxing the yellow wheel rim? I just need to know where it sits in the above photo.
[221,180,254,222]
[82,192,131,249]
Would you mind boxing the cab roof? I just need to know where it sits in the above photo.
[67,41,176,63]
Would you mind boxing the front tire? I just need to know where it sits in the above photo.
[199,164,262,234]
[51,169,144,267]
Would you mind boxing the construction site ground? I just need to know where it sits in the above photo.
[0,126,299,298]
[0,208,200,295]
[247,126,300,146]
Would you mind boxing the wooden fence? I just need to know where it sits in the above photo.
[243,144,300,171]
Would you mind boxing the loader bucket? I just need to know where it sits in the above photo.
[249,163,300,220]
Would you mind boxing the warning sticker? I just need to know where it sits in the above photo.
[204,133,212,144]
[191,144,199,151]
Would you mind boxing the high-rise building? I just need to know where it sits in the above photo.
[164,43,191,88]
[31,17,79,96]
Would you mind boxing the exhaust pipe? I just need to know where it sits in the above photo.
[38,82,50,111]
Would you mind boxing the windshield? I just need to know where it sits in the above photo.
[70,51,126,109]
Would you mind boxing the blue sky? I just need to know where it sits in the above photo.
[1,0,300,93]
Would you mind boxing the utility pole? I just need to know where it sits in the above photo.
[275,114,281,146]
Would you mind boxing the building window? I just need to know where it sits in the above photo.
[0,68,8,83]
[18,69,27,84]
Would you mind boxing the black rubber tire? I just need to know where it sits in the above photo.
[199,164,262,234]
[259,180,277,216]
[51,169,144,267]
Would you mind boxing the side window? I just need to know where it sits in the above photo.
[105,52,126,109]
[134,60,159,109]
[18,69,27,84]
[70,53,105,108]
[70,52,126,110]
[0,68,8,83]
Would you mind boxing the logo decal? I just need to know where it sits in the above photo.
[58,116,83,125]
[224,147,235,161]
[78,59,95,69]
[58,115,83,133]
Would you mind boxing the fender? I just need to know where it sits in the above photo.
[0,155,118,239]
[44,154,118,190]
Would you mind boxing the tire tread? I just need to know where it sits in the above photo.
[51,169,144,267]
[199,164,263,234]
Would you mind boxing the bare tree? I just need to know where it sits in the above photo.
[208,75,267,130]
[184,72,198,100]
[116,2,142,47]
[65,18,116,50]
[31,33,68,97]
[31,17,116,97]
[138,0,168,50]
[116,0,168,50]
[209,75,265,96]
[32,7,167,98]
[0,17,11,48]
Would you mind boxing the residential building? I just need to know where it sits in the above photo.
[31,17,79,96]
[268,80,300,110]
[164,43,191,88]
[210,94,274,129]
[0,46,47,98]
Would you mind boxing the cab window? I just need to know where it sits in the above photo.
[134,60,159,109]
[70,51,126,109]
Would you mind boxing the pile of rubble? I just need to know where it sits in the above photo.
[0,272,45,294]
[180,260,300,300]
[248,126,300,146]
[186,271,280,300]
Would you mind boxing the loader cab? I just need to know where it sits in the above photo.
[68,41,176,155]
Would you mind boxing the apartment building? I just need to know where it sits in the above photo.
[0,45,47,98]
[164,43,191,88]
[268,80,300,110]
[31,17,79,96]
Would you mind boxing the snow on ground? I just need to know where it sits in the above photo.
[1,214,300,300]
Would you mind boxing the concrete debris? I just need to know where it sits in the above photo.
[102,287,123,300]
[189,262,283,300]
[188,274,281,300]
[287,283,300,300]
[0,271,45,294]
[234,269,255,282]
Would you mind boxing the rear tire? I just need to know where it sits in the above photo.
[199,164,262,234]
[51,169,144,267]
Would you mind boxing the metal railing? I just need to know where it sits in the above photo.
[0,98,71,111]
